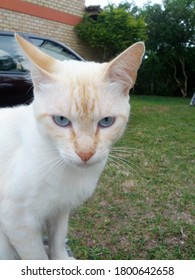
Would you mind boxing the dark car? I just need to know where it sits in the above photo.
[0,31,84,107]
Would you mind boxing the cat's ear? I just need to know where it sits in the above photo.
[15,33,57,84]
[106,42,145,94]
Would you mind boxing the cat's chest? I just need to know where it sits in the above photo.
[27,162,105,215]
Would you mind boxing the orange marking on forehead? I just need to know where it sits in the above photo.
[74,80,97,121]
[90,97,95,114]
[74,99,80,114]
[80,82,89,115]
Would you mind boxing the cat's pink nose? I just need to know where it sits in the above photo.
[77,151,94,162]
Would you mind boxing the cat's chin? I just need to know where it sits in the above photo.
[73,159,103,169]
[82,162,99,169]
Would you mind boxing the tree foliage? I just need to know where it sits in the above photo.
[75,3,147,61]
[136,0,195,97]
[76,0,195,97]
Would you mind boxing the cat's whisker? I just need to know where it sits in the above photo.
[107,156,132,176]
[111,146,143,151]
[111,149,138,154]
[106,157,136,179]
[106,157,120,173]
[109,160,135,179]
[108,153,143,180]
[110,147,144,156]
[34,154,67,181]
[110,151,144,161]
[95,148,109,162]
[110,147,146,161]
[115,155,144,179]
[50,160,68,184]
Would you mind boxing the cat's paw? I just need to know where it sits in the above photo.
[49,250,75,260]
[66,256,76,260]
[50,255,76,260]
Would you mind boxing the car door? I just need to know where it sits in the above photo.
[0,33,32,107]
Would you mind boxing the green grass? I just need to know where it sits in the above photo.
[68,96,195,259]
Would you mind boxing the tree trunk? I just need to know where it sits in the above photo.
[179,56,188,97]
[169,57,188,97]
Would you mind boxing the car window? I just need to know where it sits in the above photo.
[30,38,79,61]
[0,35,27,73]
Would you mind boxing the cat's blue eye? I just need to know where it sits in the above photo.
[98,117,115,128]
[53,115,71,127]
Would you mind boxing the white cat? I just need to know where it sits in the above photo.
[0,34,144,259]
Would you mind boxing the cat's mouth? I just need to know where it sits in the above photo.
[77,161,93,168]
[76,150,109,168]
[59,149,108,169]
[68,155,106,169]
[74,158,102,169]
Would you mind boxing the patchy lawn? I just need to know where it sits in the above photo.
[68,95,195,260]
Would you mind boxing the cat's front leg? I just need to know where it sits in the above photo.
[1,205,48,260]
[47,210,74,260]
[5,226,48,260]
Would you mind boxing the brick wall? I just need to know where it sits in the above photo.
[0,0,99,61]
[24,0,84,17]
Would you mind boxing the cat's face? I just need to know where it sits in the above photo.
[32,62,130,167]
[16,34,144,168]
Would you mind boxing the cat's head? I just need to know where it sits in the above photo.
[15,34,144,168]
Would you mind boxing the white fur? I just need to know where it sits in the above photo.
[0,39,144,259]
[0,75,128,260]
[0,103,107,259]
